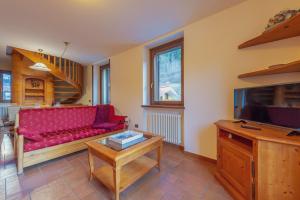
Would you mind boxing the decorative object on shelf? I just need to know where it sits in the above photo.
[266,9,300,30]
[31,79,41,88]
[238,11,300,49]
[25,78,44,90]
[24,78,45,104]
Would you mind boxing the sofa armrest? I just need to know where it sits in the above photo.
[16,134,24,174]
[111,115,127,123]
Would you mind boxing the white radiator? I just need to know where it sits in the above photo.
[146,111,182,145]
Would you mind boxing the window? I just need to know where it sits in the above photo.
[0,71,11,103]
[100,64,111,104]
[150,38,184,105]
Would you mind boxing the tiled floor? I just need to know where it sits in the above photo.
[0,128,232,200]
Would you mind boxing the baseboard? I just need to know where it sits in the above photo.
[163,142,217,164]
[163,141,184,150]
[179,145,184,151]
[182,148,217,164]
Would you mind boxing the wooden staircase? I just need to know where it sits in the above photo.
[13,48,84,104]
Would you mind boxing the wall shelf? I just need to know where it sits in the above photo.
[25,93,44,97]
[25,88,44,91]
[238,59,300,78]
[24,78,46,104]
[238,13,300,49]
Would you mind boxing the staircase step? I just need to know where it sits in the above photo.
[55,97,80,102]
[54,85,73,89]
[54,93,80,98]
[54,91,80,94]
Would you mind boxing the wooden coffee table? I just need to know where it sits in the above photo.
[85,130,163,200]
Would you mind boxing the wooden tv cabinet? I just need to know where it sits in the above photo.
[215,120,300,200]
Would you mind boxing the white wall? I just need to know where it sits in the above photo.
[183,0,300,158]
[109,0,300,159]
[110,47,144,128]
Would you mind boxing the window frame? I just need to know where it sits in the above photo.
[150,38,184,106]
[0,70,12,103]
[100,63,111,105]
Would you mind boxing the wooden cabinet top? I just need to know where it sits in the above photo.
[215,120,300,147]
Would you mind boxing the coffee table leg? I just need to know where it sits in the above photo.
[113,166,121,200]
[157,142,163,170]
[88,148,94,181]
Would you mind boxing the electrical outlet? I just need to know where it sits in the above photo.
[134,124,139,128]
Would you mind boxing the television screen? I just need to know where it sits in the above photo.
[234,83,300,129]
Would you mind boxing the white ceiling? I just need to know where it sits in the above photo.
[0,0,244,65]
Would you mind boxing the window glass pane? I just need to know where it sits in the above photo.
[154,47,181,101]
[2,73,11,101]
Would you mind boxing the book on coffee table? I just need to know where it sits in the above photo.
[107,137,147,151]
[108,130,143,144]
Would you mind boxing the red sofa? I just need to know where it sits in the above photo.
[15,105,126,174]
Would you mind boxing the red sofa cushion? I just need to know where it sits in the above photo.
[19,106,97,135]
[24,126,106,152]
[18,127,43,142]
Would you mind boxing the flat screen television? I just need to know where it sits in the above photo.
[234,82,300,129]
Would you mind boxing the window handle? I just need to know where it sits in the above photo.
[150,82,153,89]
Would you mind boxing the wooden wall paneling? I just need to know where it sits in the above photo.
[11,52,54,105]
[12,52,23,104]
